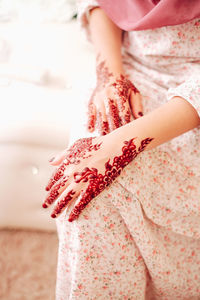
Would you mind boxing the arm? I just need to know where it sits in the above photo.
[89,7,124,76]
[113,96,200,151]
[49,95,200,165]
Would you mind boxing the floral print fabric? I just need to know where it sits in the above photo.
[55,1,200,299]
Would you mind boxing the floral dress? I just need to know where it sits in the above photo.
[55,1,200,299]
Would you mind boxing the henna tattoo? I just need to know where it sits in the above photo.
[112,74,139,124]
[68,137,154,222]
[43,176,68,208]
[45,164,66,192]
[107,98,122,130]
[112,74,139,97]
[138,138,153,153]
[87,59,140,134]
[45,138,102,191]
[97,111,109,136]
[102,121,109,135]
[51,189,76,218]
[87,101,96,132]
[96,59,113,87]
[87,59,113,132]
[124,110,132,123]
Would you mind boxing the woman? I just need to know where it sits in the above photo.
[43,1,200,299]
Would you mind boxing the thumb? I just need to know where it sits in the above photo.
[48,149,68,166]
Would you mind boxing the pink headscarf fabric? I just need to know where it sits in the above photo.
[97,0,200,31]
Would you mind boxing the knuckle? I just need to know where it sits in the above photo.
[105,86,114,98]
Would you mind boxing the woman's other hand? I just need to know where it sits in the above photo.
[87,59,143,135]
[87,7,143,135]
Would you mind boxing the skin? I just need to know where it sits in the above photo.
[44,136,153,221]
[87,8,143,134]
[45,96,200,221]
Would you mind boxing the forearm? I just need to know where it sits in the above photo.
[113,96,200,150]
[89,7,124,75]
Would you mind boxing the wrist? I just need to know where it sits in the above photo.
[104,125,153,171]
[106,66,125,77]
[109,116,153,153]
[95,54,125,85]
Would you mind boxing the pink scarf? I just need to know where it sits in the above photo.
[97,0,200,31]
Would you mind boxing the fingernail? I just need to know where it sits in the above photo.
[138,112,143,117]
[42,203,48,208]
[49,157,55,163]
[51,213,56,218]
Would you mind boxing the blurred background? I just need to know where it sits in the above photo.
[0,1,95,299]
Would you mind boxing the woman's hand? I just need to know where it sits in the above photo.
[43,95,200,223]
[86,8,143,135]
[87,59,143,135]
[43,134,153,222]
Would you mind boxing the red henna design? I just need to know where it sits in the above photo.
[45,138,102,191]
[46,163,66,192]
[112,75,139,97]
[111,74,139,124]
[87,60,113,133]
[74,167,98,183]
[87,60,139,134]
[97,111,109,136]
[68,137,154,222]
[43,176,68,208]
[124,110,132,123]
[87,101,96,132]
[51,189,76,218]
[138,137,153,153]
[102,121,109,135]
[96,60,113,87]
[108,98,121,130]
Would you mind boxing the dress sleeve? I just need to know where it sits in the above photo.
[76,0,99,41]
[167,76,200,117]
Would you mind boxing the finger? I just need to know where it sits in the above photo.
[45,137,101,191]
[96,99,110,136]
[68,166,106,222]
[49,149,69,166]
[87,101,96,133]
[68,186,94,222]
[51,164,99,218]
[51,185,80,218]
[129,91,143,119]
[116,89,133,125]
[105,98,122,131]
[96,111,110,136]
[45,159,70,191]
[43,175,70,208]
